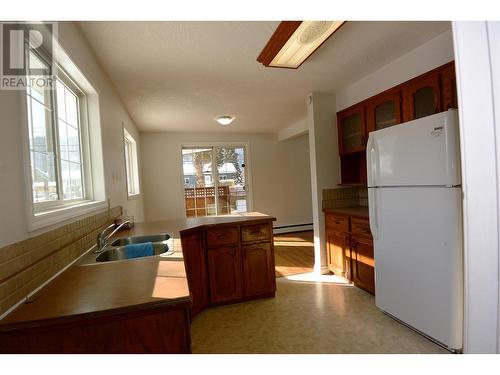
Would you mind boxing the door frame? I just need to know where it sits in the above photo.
[178,142,254,217]
[453,21,500,354]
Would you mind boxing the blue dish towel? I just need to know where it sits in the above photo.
[124,242,154,259]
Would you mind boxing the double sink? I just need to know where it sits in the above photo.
[95,234,173,263]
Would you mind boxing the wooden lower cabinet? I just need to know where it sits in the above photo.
[207,246,243,304]
[326,230,350,278]
[351,235,375,295]
[242,242,275,298]
[180,231,208,318]
[0,305,191,353]
[325,211,375,294]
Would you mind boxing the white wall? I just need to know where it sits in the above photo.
[336,30,455,112]
[0,22,144,247]
[307,93,339,273]
[140,131,312,228]
[453,21,500,354]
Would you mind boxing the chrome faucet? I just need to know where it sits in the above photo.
[95,220,131,253]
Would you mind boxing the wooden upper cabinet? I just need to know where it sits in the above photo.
[337,103,366,155]
[402,70,442,122]
[366,89,402,133]
[440,62,458,110]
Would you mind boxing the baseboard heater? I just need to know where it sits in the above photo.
[273,223,313,234]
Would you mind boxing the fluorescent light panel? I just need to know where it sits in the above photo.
[270,21,345,68]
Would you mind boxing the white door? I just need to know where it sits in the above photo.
[367,110,461,187]
[370,186,463,350]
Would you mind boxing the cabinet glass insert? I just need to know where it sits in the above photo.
[413,86,435,119]
[375,101,397,130]
[341,113,363,152]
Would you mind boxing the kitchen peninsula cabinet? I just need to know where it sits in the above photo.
[324,208,374,295]
[181,217,276,316]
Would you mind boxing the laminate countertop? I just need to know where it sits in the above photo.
[0,212,275,330]
[323,206,369,220]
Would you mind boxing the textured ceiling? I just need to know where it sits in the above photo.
[78,21,451,133]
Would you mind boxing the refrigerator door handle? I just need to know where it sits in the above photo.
[367,135,378,187]
[368,188,379,240]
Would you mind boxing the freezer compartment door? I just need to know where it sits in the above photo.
[373,186,463,350]
[367,110,461,187]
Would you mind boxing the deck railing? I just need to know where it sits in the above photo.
[184,186,245,217]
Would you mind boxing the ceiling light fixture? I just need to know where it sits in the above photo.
[215,115,235,126]
[257,21,346,69]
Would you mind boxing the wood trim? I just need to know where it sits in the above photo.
[257,21,302,66]
[440,61,457,110]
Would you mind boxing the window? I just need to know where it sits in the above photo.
[182,145,249,218]
[124,129,140,197]
[26,48,89,211]
[23,35,107,231]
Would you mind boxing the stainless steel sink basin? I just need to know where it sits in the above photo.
[96,242,172,262]
[110,233,170,247]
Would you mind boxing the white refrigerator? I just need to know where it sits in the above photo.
[366,109,463,352]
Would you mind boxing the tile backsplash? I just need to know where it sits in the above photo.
[322,186,368,209]
[0,206,122,317]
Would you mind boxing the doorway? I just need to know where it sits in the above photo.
[182,145,249,217]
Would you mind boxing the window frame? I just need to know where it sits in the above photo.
[26,48,92,213]
[21,36,107,232]
[123,128,141,198]
[179,142,253,218]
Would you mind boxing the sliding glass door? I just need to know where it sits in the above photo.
[182,145,248,217]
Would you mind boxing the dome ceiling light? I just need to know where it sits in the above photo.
[215,115,235,126]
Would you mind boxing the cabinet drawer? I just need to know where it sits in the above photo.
[325,214,349,232]
[351,218,371,238]
[206,227,239,247]
[241,224,271,243]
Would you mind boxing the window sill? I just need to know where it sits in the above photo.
[29,200,108,232]
[127,193,141,201]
